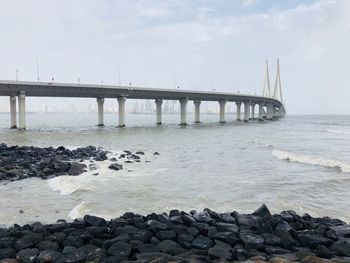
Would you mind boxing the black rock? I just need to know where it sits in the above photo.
[296,231,332,249]
[38,240,59,251]
[0,248,16,259]
[38,250,62,262]
[108,163,123,171]
[330,238,350,256]
[239,231,264,250]
[261,233,281,246]
[177,234,193,249]
[155,230,176,241]
[253,204,271,218]
[192,235,214,250]
[212,231,239,245]
[16,248,40,262]
[67,162,87,176]
[15,234,42,250]
[83,215,107,227]
[186,226,200,238]
[315,244,335,259]
[107,241,131,257]
[214,222,239,234]
[208,240,233,261]
[156,240,186,255]
[62,235,83,248]
[329,224,350,237]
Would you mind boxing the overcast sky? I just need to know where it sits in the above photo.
[0,0,349,114]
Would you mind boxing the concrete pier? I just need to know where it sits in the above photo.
[266,103,274,120]
[155,99,163,125]
[219,100,226,123]
[251,103,255,120]
[18,92,26,130]
[236,102,242,121]
[117,96,126,127]
[194,100,201,123]
[258,103,264,121]
[179,98,188,125]
[244,101,251,122]
[9,96,17,129]
[97,98,104,126]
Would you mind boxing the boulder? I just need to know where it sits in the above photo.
[108,163,123,171]
[330,238,350,256]
[107,242,131,257]
[239,231,264,250]
[37,250,61,262]
[156,240,186,255]
[83,215,107,227]
[155,230,176,241]
[253,204,271,218]
[16,248,39,262]
[191,235,214,250]
[0,248,16,259]
[67,162,87,176]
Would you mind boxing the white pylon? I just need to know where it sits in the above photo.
[262,60,271,97]
[273,59,283,103]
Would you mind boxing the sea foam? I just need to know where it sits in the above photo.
[326,129,350,135]
[68,201,91,219]
[272,149,350,173]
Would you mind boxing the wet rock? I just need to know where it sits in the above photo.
[330,238,350,256]
[208,240,232,260]
[83,215,107,227]
[107,241,131,257]
[253,204,271,218]
[37,250,61,262]
[214,222,239,234]
[0,248,16,259]
[108,163,123,171]
[239,231,264,250]
[329,224,350,237]
[67,162,87,176]
[315,244,334,259]
[155,230,176,241]
[177,234,193,249]
[297,231,332,249]
[16,248,39,262]
[15,234,42,250]
[38,241,59,251]
[62,236,83,248]
[192,235,214,250]
[156,240,186,255]
[153,152,160,155]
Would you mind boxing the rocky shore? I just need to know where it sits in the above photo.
[0,144,149,182]
[1,205,350,262]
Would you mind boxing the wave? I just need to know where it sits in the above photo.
[48,175,96,195]
[326,129,350,135]
[272,149,350,173]
[68,201,91,219]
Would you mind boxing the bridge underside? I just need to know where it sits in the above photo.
[0,80,285,130]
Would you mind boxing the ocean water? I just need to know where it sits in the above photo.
[0,113,350,226]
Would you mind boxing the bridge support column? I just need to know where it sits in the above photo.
[250,103,255,120]
[258,103,264,121]
[10,96,17,129]
[266,103,274,120]
[236,102,242,121]
[18,92,26,130]
[97,98,104,126]
[194,100,201,123]
[155,99,163,125]
[117,96,126,127]
[179,98,188,125]
[244,101,251,122]
[219,100,226,123]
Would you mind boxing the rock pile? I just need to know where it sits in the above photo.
[1,205,350,262]
[0,144,108,182]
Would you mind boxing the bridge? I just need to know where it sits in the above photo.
[0,60,285,130]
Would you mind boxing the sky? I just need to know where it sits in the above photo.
[0,0,349,114]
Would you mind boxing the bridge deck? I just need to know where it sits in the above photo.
[0,80,282,107]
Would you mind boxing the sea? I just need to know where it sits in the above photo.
[0,113,350,226]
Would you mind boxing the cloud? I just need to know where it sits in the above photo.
[0,0,349,114]
[242,0,257,8]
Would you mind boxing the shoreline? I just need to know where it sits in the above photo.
[0,205,350,262]
[0,144,151,183]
